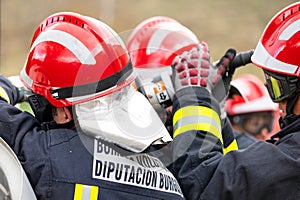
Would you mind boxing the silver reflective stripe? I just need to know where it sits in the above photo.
[173,115,221,133]
[20,69,33,87]
[30,29,97,65]
[81,185,92,200]
[74,184,98,200]
[252,41,297,74]
[279,19,300,40]
[146,22,198,55]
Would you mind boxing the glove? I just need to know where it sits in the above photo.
[172,42,212,92]
[212,49,254,120]
[222,49,254,93]
[210,49,236,120]
[172,42,236,94]
[171,43,238,154]
[16,86,33,103]
[0,75,22,105]
[7,75,33,103]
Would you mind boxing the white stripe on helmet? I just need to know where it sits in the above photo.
[146,22,198,55]
[279,19,300,40]
[252,41,298,74]
[30,29,97,64]
[252,19,300,74]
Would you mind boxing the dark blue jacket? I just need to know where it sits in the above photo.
[0,76,184,200]
[234,131,256,149]
[171,87,300,200]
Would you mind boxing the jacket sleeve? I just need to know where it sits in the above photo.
[170,86,225,200]
[170,86,300,200]
[0,75,50,189]
[0,75,39,148]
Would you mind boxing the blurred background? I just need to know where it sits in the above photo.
[0,0,297,79]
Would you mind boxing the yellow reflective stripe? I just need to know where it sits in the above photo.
[74,184,83,200]
[173,106,220,126]
[73,184,99,200]
[0,87,10,104]
[173,115,221,134]
[173,123,223,144]
[223,139,238,155]
[173,106,222,141]
[90,186,99,200]
[270,76,281,100]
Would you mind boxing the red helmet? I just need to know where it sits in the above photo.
[20,12,133,107]
[251,2,300,77]
[225,74,278,116]
[251,2,300,102]
[126,16,199,77]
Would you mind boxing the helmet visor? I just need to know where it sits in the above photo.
[241,112,274,136]
[264,71,298,103]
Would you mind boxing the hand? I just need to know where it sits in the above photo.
[172,43,236,122]
[172,42,211,92]
[212,50,253,120]
[8,75,32,103]
[171,42,236,94]
[171,44,239,154]
[213,49,254,101]
[17,86,34,103]
[210,49,237,120]
[0,75,22,105]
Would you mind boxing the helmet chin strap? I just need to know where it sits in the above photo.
[279,93,300,129]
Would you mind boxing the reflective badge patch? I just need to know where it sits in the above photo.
[73,184,99,200]
[153,80,170,103]
[92,139,183,197]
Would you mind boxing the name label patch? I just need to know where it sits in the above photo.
[92,139,183,197]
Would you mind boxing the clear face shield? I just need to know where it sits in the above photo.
[74,83,172,153]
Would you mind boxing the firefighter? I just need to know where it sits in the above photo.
[127,16,238,154]
[0,12,184,199]
[170,2,300,199]
[225,74,278,148]
[126,16,199,133]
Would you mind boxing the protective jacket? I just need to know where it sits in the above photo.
[233,131,256,149]
[171,87,300,200]
[0,76,184,200]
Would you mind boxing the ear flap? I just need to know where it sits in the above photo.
[28,94,53,123]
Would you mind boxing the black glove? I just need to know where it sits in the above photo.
[226,49,254,90]
[212,49,254,120]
